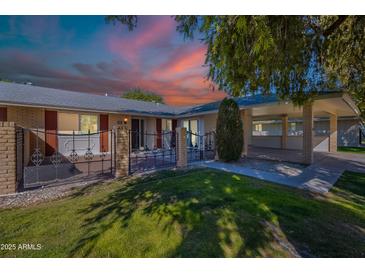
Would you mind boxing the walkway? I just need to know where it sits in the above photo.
[195,151,365,193]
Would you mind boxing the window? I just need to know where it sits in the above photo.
[314,120,330,136]
[162,119,172,131]
[80,114,98,133]
[288,121,303,136]
[253,120,282,136]
[184,119,199,147]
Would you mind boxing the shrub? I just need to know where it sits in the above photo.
[216,98,243,161]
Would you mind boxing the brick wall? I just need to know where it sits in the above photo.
[0,122,17,195]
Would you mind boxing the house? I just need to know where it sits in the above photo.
[0,81,363,166]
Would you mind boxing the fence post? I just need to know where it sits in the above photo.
[0,122,17,195]
[114,125,130,177]
[176,127,187,168]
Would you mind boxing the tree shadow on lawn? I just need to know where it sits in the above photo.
[69,169,365,258]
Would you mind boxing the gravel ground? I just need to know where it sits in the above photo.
[0,178,114,209]
[0,166,201,209]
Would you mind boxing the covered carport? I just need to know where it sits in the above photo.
[240,92,361,164]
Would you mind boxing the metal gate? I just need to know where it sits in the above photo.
[187,131,216,163]
[16,128,116,189]
[129,130,177,174]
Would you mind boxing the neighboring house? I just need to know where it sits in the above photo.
[0,82,363,163]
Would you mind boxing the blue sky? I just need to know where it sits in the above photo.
[0,16,225,105]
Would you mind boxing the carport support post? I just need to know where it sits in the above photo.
[303,103,314,164]
[176,127,187,168]
[0,122,17,195]
[329,113,338,153]
[242,109,252,156]
[115,125,129,177]
[281,115,288,149]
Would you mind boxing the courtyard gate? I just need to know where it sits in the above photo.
[16,128,116,189]
[186,131,216,163]
[128,130,177,174]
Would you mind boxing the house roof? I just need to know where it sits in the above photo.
[178,93,279,116]
[0,82,187,117]
[0,82,356,118]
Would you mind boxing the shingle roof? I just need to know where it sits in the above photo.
[178,94,279,116]
[0,82,343,118]
[0,82,186,117]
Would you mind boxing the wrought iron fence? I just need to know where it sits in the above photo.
[128,130,177,174]
[360,123,365,145]
[15,127,24,190]
[16,128,116,189]
[186,131,216,163]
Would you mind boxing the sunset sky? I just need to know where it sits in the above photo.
[0,16,226,106]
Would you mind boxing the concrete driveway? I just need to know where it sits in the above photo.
[195,151,365,193]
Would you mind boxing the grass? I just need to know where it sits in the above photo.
[0,169,364,258]
[338,146,365,153]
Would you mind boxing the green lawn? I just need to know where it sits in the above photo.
[0,169,364,258]
[338,146,365,153]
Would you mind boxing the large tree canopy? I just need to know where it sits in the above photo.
[122,87,164,104]
[107,16,365,118]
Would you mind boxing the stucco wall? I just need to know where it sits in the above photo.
[314,136,329,152]
[251,136,282,148]
[287,136,302,150]
[203,113,218,133]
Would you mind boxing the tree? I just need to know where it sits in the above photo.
[215,98,243,162]
[122,88,164,104]
[107,16,365,118]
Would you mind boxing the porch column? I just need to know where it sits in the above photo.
[329,113,338,153]
[242,109,252,156]
[176,127,187,168]
[303,103,314,164]
[115,125,129,177]
[281,115,288,149]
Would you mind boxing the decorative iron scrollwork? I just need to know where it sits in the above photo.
[51,152,63,167]
[84,149,94,161]
[31,148,44,166]
[69,150,79,163]
[100,151,107,160]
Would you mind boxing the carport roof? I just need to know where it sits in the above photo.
[0,82,357,118]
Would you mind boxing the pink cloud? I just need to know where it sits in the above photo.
[0,49,226,106]
[108,16,176,66]
[151,45,207,80]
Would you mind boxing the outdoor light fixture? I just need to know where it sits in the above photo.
[123,117,128,124]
